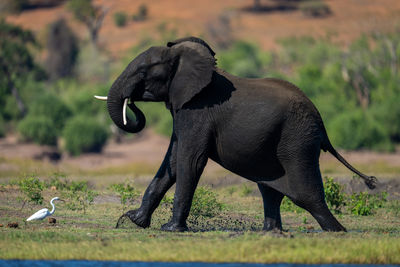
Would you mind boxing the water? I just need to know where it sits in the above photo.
[0,261,398,267]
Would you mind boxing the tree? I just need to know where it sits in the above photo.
[0,19,44,118]
[67,0,108,46]
[45,19,79,80]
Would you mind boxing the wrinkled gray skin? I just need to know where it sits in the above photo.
[106,37,377,232]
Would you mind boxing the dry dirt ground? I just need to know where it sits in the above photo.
[5,0,400,58]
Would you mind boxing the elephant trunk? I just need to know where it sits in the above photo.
[107,76,146,133]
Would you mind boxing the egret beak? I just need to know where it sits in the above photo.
[94,95,108,101]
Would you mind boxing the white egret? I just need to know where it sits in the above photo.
[26,197,63,221]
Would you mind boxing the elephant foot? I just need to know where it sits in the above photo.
[161,221,188,232]
[116,209,150,229]
[263,220,282,232]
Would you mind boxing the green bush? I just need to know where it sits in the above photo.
[114,12,127,27]
[63,116,109,156]
[348,192,387,216]
[217,41,271,78]
[110,182,139,212]
[137,102,172,136]
[18,115,58,146]
[0,115,5,137]
[45,172,69,190]
[190,186,223,222]
[324,177,346,213]
[280,197,304,213]
[61,180,98,214]
[328,110,393,151]
[17,175,44,206]
[28,93,72,132]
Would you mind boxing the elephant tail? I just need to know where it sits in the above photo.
[321,132,378,190]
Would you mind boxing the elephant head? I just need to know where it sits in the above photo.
[95,37,216,133]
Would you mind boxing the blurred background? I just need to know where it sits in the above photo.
[1,0,400,179]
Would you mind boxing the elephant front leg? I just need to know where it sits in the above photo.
[257,184,284,231]
[161,145,208,232]
[118,136,177,228]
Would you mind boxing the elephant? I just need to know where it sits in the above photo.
[95,37,377,232]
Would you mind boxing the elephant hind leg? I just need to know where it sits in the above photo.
[257,184,284,231]
[279,160,346,232]
[292,197,346,232]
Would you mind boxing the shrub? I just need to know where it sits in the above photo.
[300,0,331,18]
[46,172,69,190]
[137,102,172,136]
[17,176,44,207]
[190,186,223,222]
[348,192,387,216]
[45,19,79,80]
[28,93,72,132]
[217,41,270,78]
[110,182,139,212]
[61,180,98,214]
[63,116,109,156]
[18,115,58,146]
[280,197,304,213]
[324,177,346,213]
[328,110,393,151]
[0,116,5,137]
[114,12,127,27]
[132,4,148,21]
[240,184,253,197]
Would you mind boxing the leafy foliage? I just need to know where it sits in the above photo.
[45,19,79,80]
[0,20,44,121]
[61,180,98,214]
[17,115,58,146]
[17,176,44,206]
[114,12,127,27]
[110,182,139,212]
[280,197,304,213]
[348,191,388,216]
[189,186,223,222]
[27,93,72,132]
[324,177,346,213]
[62,115,109,156]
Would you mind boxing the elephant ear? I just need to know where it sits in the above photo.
[168,40,216,110]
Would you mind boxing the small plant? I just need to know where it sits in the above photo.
[189,186,223,223]
[240,184,253,197]
[110,182,139,212]
[18,116,58,146]
[280,197,304,213]
[132,4,148,22]
[324,177,346,213]
[28,93,72,132]
[61,181,98,214]
[114,12,127,27]
[300,0,331,18]
[226,186,237,196]
[348,191,387,216]
[63,116,109,156]
[17,175,44,209]
[45,172,69,190]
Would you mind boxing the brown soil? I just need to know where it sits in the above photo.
[5,0,400,58]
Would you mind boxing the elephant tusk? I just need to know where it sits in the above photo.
[94,95,108,101]
[123,98,128,125]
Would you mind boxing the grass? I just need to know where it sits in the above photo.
[1,179,400,264]
[0,157,399,263]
